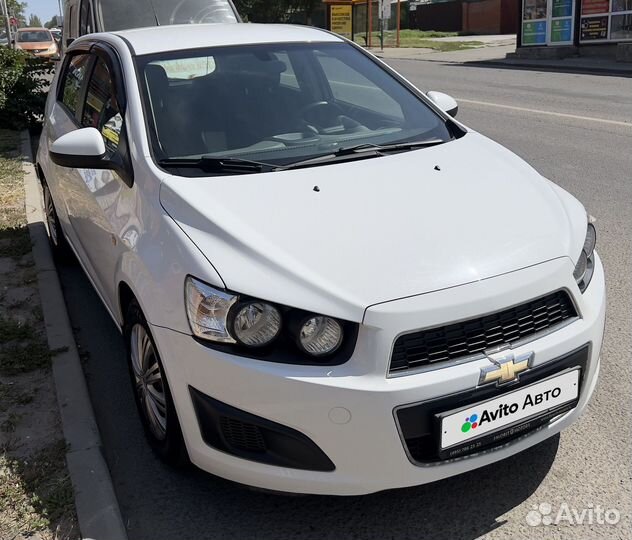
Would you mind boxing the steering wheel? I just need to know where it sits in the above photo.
[300,101,346,131]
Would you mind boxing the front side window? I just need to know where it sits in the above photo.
[61,53,92,118]
[82,58,122,153]
[137,42,453,171]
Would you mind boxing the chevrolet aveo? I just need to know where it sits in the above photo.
[37,24,606,495]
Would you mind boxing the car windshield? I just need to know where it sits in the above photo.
[101,0,238,31]
[17,30,52,42]
[138,42,454,172]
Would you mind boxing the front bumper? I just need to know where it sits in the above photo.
[19,49,58,59]
[151,255,605,495]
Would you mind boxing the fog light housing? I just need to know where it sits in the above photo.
[298,316,343,356]
[231,301,282,347]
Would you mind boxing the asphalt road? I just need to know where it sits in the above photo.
[56,61,632,540]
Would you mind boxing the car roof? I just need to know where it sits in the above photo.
[112,23,343,56]
[18,27,50,31]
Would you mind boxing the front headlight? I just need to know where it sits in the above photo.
[298,316,343,356]
[185,276,357,364]
[232,301,282,347]
[185,277,238,343]
[574,220,597,293]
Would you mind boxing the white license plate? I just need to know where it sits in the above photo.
[440,369,580,451]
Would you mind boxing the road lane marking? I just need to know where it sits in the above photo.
[456,98,632,128]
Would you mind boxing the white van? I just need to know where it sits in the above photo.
[63,0,240,48]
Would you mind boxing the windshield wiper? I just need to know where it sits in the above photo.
[158,156,276,174]
[276,138,446,171]
[355,138,446,153]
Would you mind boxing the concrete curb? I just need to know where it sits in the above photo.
[473,59,632,76]
[20,131,128,540]
[375,51,632,75]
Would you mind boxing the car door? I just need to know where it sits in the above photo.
[45,49,94,258]
[67,49,136,315]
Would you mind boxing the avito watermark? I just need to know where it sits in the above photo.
[526,502,620,527]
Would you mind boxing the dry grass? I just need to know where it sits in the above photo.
[356,30,484,50]
[0,442,78,540]
[0,131,31,259]
[0,129,79,540]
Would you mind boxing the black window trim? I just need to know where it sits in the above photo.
[56,39,134,187]
[89,41,128,115]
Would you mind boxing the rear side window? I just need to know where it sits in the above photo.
[60,54,92,118]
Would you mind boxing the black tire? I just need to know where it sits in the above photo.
[124,299,188,466]
[42,181,74,263]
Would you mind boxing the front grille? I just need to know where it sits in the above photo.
[220,416,266,453]
[396,345,589,463]
[389,290,577,374]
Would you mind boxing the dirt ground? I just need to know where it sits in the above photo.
[0,130,78,540]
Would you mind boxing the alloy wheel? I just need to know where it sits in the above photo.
[130,324,168,441]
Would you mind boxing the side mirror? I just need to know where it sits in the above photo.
[50,128,108,169]
[50,127,134,187]
[427,91,459,118]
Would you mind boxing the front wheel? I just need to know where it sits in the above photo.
[124,300,188,466]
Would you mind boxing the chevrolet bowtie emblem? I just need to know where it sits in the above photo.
[479,352,535,386]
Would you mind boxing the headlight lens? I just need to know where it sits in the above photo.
[184,277,357,363]
[231,301,281,347]
[574,222,597,293]
[299,316,343,356]
[573,250,588,283]
[185,277,237,343]
[583,222,596,255]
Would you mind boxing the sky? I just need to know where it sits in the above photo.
[25,0,62,24]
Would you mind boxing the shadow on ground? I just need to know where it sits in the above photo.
[56,258,559,540]
[451,60,632,78]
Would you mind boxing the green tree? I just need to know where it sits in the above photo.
[28,14,43,27]
[0,47,54,128]
[233,0,321,23]
[45,15,61,29]
[1,0,27,28]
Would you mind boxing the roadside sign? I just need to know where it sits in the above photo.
[522,20,547,44]
[551,18,572,41]
[521,0,575,46]
[580,15,609,40]
[379,0,391,20]
[330,5,352,38]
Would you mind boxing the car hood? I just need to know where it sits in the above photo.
[160,132,586,323]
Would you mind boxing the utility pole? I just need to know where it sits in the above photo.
[367,0,372,48]
[1,0,12,47]
[396,0,401,48]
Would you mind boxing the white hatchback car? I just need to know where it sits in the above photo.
[37,24,605,495]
